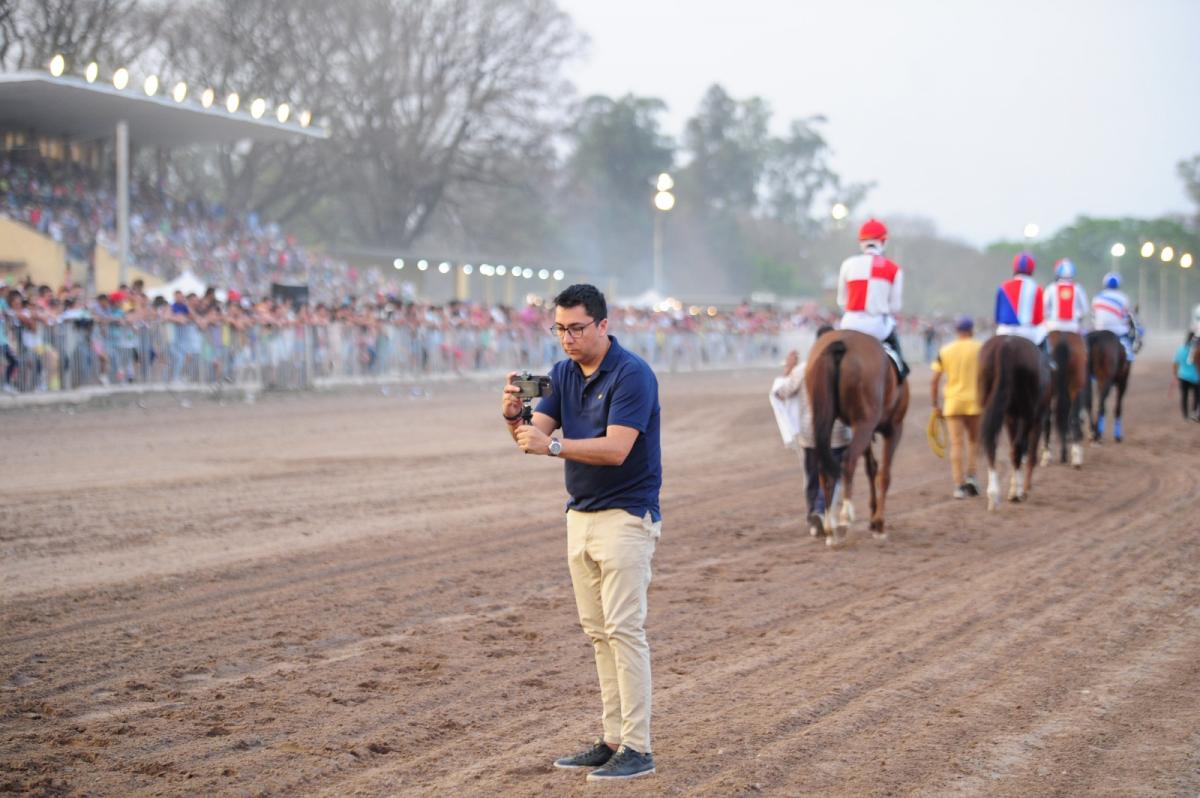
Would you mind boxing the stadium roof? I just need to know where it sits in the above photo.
[0,71,328,146]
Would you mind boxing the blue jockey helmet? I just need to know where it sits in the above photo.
[1054,258,1076,280]
[1103,271,1121,289]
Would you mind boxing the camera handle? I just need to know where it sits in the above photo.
[520,399,534,424]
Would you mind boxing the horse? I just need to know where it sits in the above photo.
[978,335,1051,510]
[1042,330,1088,468]
[807,330,909,546]
[1084,330,1131,443]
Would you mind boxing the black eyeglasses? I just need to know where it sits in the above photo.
[547,320,597,339]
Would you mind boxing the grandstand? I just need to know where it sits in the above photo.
[0,65,326,293]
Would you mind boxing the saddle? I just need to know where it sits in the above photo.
[881,341,906,383]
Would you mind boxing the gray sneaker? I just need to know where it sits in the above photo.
[553,738,614,770]
[586,746,655,781]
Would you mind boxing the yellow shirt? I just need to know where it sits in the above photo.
[932,338,982,416]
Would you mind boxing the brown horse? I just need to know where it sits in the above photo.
[978,335,1051,510]
[807,330,909,546]
[1084,330,1131,443]
[1042,330,1089,467]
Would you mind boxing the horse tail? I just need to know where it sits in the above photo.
[1053,336,1071,447]
[981,339,1009,463]
[813,340,847,480]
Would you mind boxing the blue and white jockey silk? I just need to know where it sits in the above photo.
[1092,287,1136,361]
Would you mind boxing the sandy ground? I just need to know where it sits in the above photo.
[2,357,1199,797]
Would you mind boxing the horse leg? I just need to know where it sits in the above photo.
[1113,367,1129,442]
[863,446,879,528]
[870,428,902,540]
[1006,416,1025,502]
[1023,418,1039,499]
[1040,410,1053,467]
[829,427,871,548]
[1093,376,1111,443]
[1070,389,1085,468]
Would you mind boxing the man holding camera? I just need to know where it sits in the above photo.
[501,284,661,782]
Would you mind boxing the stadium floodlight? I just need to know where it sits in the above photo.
[225,92,240,113]
[552,269,565,281]
[656,172,674,192]
[438,261,451,274]
[1161,246,1174,263]
[201,88,215,108]
[250,98,266,119]
[1181,253,1194,269]
[654,190,676,212]
[143,75,159,96]
[463,264,474,275]
[522,268,534,279]
[1140,241,1155,258]
[112,67,130,90]
[172,81,187,102]
[299,110,312,128]
[85,62,99,83]
[1110,242,1125,258]
[392,258,404,270]
[496,265,507,276]
[831,202,849,221]
[1023,222,1039,240]
[49,54,66,77]
[417,259,429,271]
[276,103,290,123]
[480,265,494,276]
[538,269,549,280]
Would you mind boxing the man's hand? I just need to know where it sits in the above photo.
[515,424,551,455]
[501,372,524,422]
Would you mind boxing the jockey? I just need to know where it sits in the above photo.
[995,251,1047,350]
[837,218,908,380]
[1044,259,1089,335]
[1091,271,1140,361]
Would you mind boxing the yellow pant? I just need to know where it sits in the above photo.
[946,414,981,486]
[566,508,659,754]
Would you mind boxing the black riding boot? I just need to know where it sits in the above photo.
[1039,337,1056,371]
[882,330,909,383]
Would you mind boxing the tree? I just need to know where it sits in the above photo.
[0,0,161,72]
[558,94,675,285]
[1179,154,1200,228]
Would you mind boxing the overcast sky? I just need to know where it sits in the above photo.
[556,0,1200,246]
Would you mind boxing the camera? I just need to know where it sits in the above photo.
[512,372,552,402]
[512,372,552,423]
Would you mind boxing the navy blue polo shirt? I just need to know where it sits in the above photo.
[536,335,662,521]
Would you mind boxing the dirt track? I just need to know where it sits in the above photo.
[2,360,1199,797]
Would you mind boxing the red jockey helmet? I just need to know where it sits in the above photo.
[858,218,888,242]
[1012,252,1036,275]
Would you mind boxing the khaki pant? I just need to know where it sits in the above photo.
[566,508,659,754]
[946,414,981,486]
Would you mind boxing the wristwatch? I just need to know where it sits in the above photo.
[548,437,562,457]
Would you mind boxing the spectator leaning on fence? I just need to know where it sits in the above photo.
[1172,332,1199,422]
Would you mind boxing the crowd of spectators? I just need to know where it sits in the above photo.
[0,277,839,394]
[1,151,375,301]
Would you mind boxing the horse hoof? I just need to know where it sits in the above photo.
[1114,436,1122,443]
[872,531,889,543]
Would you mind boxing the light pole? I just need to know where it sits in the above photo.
[652,173,675,296]
[1139,241,1154,320]
[1109,242,1125,273]
[1160,246,1174,329]
[831,202,849,230]
[1023,222,1039,249]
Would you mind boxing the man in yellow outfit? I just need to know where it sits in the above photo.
[930,316,983,499]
